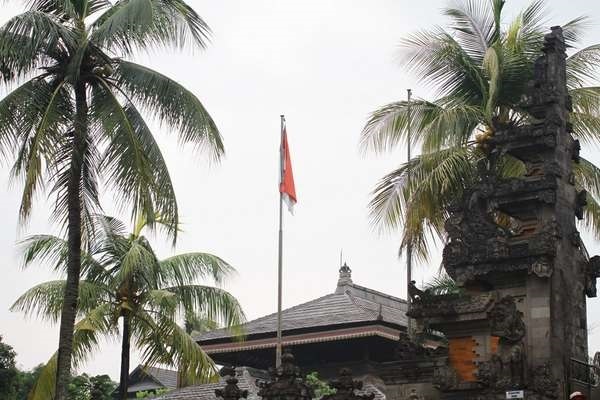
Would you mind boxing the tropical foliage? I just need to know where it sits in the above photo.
[67,374,116,400]
[0,335,19,399]
[305,372,335,400]
[0,0,222,397]
[360,0,600,260]
[0,339,112,400]
[11,215,245,400]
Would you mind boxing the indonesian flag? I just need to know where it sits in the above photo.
[280,127,297,214]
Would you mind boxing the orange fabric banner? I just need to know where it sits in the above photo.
[280,128,297,213]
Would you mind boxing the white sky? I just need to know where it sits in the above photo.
[1,0,600,380]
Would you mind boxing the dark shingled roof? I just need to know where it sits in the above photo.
[153,367,265,400]
[127,366,178,393]
[195,273,407,343]
[153,368,385,400]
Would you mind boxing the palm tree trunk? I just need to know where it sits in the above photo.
[119,313,132,400]
[55,81,88,400]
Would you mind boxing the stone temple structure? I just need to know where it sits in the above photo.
[407,26,600,399]
[156,26,600,400]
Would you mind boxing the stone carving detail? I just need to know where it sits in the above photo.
[215,366,249,400]
[321,368,374,400]
[404,388,424,400]
[477,296,526,392]
[476,343,524,390]
[257,350,314,400]
[407,281,426,302]
[488,296,525,343]
[585,256,600,298]
[529,363,559,399]
[576,190,587,220]
[432,364,459,391]
[394,332,448,361]
[443,187,511,273]
[572,139,581,162]
[529,260,553,278]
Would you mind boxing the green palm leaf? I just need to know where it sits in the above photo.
[362,0,600,259]
[113,60,223,160]
[90,0,210,55]
[159,253,235,287]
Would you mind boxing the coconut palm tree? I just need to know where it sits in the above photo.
[0,1,223,397]
[360,0,600,261]
[12,215,245,400]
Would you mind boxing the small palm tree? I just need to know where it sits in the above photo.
[0,1,223,397]
[12,215,245,400]
[360,0,600,260]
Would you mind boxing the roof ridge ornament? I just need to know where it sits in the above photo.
[322,368,375,400]
[215,366,248,400]
[258,349,314,400]
[338,262,353,287]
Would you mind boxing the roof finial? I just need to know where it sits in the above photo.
[338,261,352,287]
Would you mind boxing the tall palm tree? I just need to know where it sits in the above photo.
[12,215,245,400]
[360,0,600,261]
[0,1,223,398]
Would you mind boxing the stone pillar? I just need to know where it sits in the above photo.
[257,349,314,400]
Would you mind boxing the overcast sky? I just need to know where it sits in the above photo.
[2,0,600,380]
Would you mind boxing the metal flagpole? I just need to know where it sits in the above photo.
[276,115,285,367]
[406,89,413,338]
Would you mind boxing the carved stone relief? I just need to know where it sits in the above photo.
[322,368,374,400]
[488,296,526,343]
[529,363,559,399]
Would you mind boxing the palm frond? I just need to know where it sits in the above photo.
[90,80,180,239]
[570,110,600,145]
[27,0,111,19]
[361,97,482,154]
[158,253,235,288]
[575,156,600,241]
[184,312,218,335]
[19,234,105,277]
[90,0,210,55]
[113,60,223,160]
[0,11,75,83]
[423,273,462,295]
[582,193,600,241]
[503,0,546,59]
[134,311,218,384]
[400,28,486,102]
[443,0,495,61]
[0,78,39,160]
[10,280,109,323]
[162,285,245,329]
[562,16,591,49]
[114,237,160,289]
[567,45,600,88]
[9,78,72,222]
[369,146,480,260]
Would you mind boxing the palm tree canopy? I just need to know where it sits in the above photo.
[12,215,246,400]
[360,0,600,260]
[0,0,223,241]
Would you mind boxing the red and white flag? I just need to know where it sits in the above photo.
[279,127,297,214]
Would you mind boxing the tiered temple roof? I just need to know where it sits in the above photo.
[194,264,408,369]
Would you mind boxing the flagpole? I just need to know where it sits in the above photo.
[276,115,285,367]
[406,89,413,338]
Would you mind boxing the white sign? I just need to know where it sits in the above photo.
[506,390,524,399]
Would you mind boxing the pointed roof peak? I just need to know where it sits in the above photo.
[337,261,352,289]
